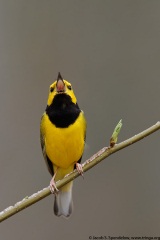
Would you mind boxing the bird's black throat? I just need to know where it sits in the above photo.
[46,94,81,128]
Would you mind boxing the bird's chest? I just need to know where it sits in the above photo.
[44,115,84,168]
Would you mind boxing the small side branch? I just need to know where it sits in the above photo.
[0,121,159,223]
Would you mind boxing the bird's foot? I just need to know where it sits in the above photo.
[76,163,84,178]
[50,178,59,194]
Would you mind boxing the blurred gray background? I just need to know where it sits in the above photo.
[0,0,160,239]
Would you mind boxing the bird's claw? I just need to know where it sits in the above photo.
[50,179,59,194]
[76,163,84,178]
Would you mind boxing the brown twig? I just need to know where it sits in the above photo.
[0,121,159,223]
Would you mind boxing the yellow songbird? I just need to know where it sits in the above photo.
[40,72,86,217]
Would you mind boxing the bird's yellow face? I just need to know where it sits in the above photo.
[47,78,77,106]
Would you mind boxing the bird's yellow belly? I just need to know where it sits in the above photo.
[45,114,85,169]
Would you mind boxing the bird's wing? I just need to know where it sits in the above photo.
[81,110,87,142]
[40,113,54,176]
[74,110,87,168]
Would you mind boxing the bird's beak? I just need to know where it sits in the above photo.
[56,72,65,93]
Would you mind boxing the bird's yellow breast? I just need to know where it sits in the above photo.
[42,112,86,169]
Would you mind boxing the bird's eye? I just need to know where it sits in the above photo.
[67,85,72,90]
[50,87,54,92]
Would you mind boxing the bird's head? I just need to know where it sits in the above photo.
[47,72,77,106]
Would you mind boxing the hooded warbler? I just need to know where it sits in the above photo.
[40,72,86,217]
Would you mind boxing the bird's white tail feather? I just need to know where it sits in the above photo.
[54,182,73,217]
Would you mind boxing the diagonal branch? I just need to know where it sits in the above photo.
[0,121,160,223]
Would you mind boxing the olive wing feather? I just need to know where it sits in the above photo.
[40,113,54,176]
